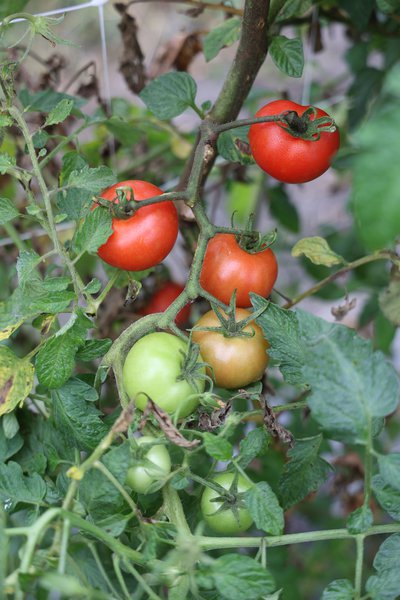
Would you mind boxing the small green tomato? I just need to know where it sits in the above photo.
[201,472,253,534]
[125,436,171,494]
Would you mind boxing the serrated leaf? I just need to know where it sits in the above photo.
[0,197,18,225]
[269,35,304,78]
[322,579,354,599]
[377,453,400,491]
[347,505,373,534]
[203,433,233,461]
[292,236,345,267]
[76,339,112,362]
[0,347,34,417]
[217,126,253,166]
[72,208,113,255]
[372,475,400,521]
[0,461,46,512]
[244,482,284,535]
[20,88,85,113]
[67,165,115,196]
[366,534,400,600]
[237,427,269,468]
[52,379,107,452]
[140,72,198,120]
[44,98,73,126]
[203,17,241,61]
[36,336,78,389]
[0,153,16,175]
[278,435,333,509]
[211,554,276,600]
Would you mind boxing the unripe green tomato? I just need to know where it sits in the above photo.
[201,472,253,534]
[122,332,205,419]
[125,436,171,494]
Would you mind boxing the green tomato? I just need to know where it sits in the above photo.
[201,472,253,534]
[126,436,171,494]
[122,332,205,418]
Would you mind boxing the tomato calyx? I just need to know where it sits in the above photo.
[233,213,277,253]
[177,338,212,392]
[192,292,267,339]
[95,186,139,220]
[278,106,338,141]
[202,472,247,521]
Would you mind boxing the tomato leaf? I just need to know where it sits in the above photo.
[0,197,19,225]
[377,453,400,491]
[217,126,254,166]
[203,433,233,461]
[72,207,113,256]
[0,461,46,512]
[321,579,354,599]
[140,72,198,120]
[366,534,400,600]
[278,435,333,509]
[291,236,345,267]
[0,153,16,175]
[0,347,34,417]
[237,427,269,468]
[203,17,241,62]
[347,505,373,534]
[0,426,23,462]
[44,98,73,127]
[201,554,276,600]
[269,35,304,78]
[76,339,112,362]
[244,482,284,535]
[372,475,400,521]
[269,0,312,24]
[379,273,400,326]
[67,165,116,196]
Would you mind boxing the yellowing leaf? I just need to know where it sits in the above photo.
[291,236,345,267]
[0,320,24,341]
[0,347,34,416]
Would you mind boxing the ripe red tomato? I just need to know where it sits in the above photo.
[141,282,191,327]
[96,180,179,271]
[192,308,268,389]
[248,99,340,183]
[199,234,278,307]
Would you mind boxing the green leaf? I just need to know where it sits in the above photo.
[140,72,198,120]
[278,435,333,509]
[269,185,300,233]
[0,347,34,417]
[33,15,74,47]
[377,453,400,491]
[20,88,85,113]
[379,275,400,326]
[2,412,19,439]
[372,475,400,521]
[39,572,109,599]
[67,165,116,196]
[269,0,312,23]
[0,196,18,225]
[338,0,374,30]
[52,379,108,451]
[72,207,113,256]
[217,126,253,165]
[0,461,46,511]
[0,153,16,175]
[203,433,233,461]
[104,116,141,146]
[226,180,259,225]
[351,96,400,249]
[376,0,400,14]
[244,482,284,535]
[32,130,49,149]
[269,36,304,78]
[76,339,112,362]
[346,505,373,534]
[79,442,130,524]
[203,17,241,61]
[252,298,306,386]
[211,554,276,600]
[0,427,23,462]
[291,236,345,267]
[0,0,29,19]
[366,534,400,600]
[322,579,354,599]
[44,98,73,126]
[237,427,269,468]
[36,335,79,389]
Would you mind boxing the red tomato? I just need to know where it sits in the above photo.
[141,282,191,327]
[96,180,179,271]
[200,234,278,307]
[248,99,340,184]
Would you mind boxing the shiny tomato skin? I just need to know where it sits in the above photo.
[141,282,191,327]
[125,436,171,494]
[97,180,179,271]
[200,234,278,307]
[192,308,268,389]
[249,99,340,183]
[201,472,253,534]
[122,332,205,419]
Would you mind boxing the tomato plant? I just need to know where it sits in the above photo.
[122,332,205,418]
[96,180,179,271]
[201,472,253,534]
[125,436,171,494]
[140,281,191,326]
[248,99,340,183]
[200,233,278,307]
[192,308,268,389]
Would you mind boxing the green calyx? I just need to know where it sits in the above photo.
[177,337,212,392]
[234,213,277,253]
[95,186,138,220]
[278,106,338,141]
